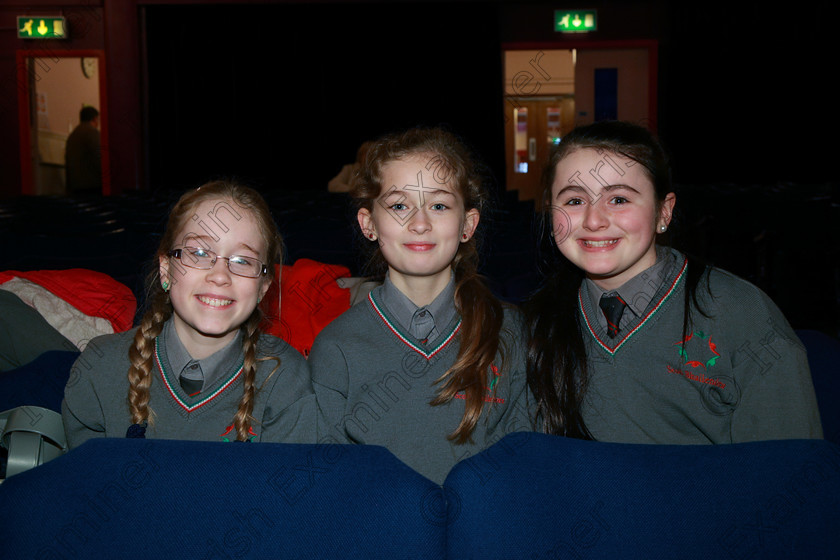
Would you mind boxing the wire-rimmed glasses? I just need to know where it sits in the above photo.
[168,246,268,278]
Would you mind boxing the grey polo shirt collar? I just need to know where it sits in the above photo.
[378,272,457,345]
[161,318,243,394]
[585,246,676,332]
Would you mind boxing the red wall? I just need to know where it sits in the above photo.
[0,0,145,198]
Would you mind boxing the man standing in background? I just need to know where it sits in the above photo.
[64,106,101,195]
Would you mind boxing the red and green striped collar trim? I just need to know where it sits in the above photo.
[579,257,688,355]
[368,292,461,360]
[154,337,244,413]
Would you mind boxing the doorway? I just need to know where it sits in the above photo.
[503,96,575,202]
[16,50,109,195]
[502,42,658,204]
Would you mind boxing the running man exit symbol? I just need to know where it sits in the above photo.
[17,16,67,39]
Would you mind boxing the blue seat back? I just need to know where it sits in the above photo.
[0,439,446,559]
[797,329,840,444]
[445,432,840,560]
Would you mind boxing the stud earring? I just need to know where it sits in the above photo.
[368,232,377,240]
[659,225,667,233]
[162,280,170,292]
[462,233,469,240]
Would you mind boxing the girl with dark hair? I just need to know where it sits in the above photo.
[309,126,530,483]
[62,180,316,446]
[526,120,822,443]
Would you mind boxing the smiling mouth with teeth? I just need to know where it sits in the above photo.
[197,295,233,307]
[582,239,619,248]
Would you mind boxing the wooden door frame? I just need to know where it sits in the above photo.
[17,49,110,195]
[504,97,560,203]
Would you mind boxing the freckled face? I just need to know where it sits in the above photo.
[550,148,675,291]
[160,198,271,357]
[357,155,478,296]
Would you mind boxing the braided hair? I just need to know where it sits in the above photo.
[127,180,282,441]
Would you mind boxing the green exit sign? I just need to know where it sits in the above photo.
[17,16,68,39]
[554,10,597,33]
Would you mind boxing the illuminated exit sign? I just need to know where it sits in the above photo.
[17,16,68,39]
[554,10,597,33]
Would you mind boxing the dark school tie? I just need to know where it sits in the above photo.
[179,364,203,397]
[412,308,435,346]
[599,294,627,338]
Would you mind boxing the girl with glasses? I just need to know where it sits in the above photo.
[62,180,316,446]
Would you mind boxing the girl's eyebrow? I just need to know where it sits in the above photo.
[602,184,641,194]
[388,187,456,197]
[236,242,261,256]
[181,233,260,255]
[384,187,457,202]
[554,185,588,199]
[421,188,456,199]
[181,233,213,245]
[555,183,640,198]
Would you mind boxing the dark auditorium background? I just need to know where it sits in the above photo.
[0,1,837,336]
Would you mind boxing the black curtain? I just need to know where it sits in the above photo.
[146,3,505,193]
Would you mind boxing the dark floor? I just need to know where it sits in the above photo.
[1,183,838,337]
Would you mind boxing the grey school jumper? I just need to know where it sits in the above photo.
[578,248,822,443]
[62,326,317,448]
[310,288,531,484]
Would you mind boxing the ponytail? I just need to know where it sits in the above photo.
[430,242,506,444]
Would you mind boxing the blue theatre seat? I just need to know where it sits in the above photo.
[444,432,840,560]
[0,350,79,413]
[797,329,840,445]
[0,439,446,559]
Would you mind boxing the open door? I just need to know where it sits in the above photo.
[503,42,657,203]
[17,50,110,196]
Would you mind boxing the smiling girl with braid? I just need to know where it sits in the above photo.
[62,180,316,446]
